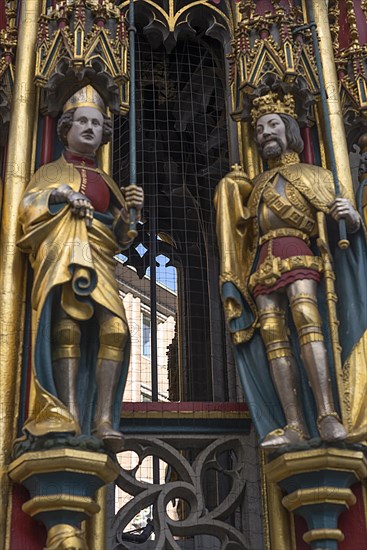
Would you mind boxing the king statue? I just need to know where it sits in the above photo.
[215,91,367,450]
[17,85,143,453]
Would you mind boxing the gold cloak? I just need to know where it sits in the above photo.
[17,155,131,436]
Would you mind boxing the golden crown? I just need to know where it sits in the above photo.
[251,92,296,126]
[63,85,105,114]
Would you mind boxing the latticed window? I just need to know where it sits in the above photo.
[113,32,231,403]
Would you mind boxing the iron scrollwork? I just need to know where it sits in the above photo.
[113,435,250,549]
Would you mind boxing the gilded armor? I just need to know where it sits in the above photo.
[215,95,362,448]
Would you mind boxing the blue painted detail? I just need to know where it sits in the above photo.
[53,133,64,160]
[20,467,108,531]
[300,52,318,90]
[297,503,345,528]
[310,540,338,550]
[23,472,104,500]
[297,503,345,550]
[34,288,130,435]
[359,79,367,102]
[76,30,82,56]
[17,269,33,437]
[279,470,358,493]
[120,418,252,434]
[18,106,45,435]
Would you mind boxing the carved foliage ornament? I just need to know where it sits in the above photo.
[35,0,129,116]
[231,0,318,124]
[329,1,367,120]
[118,0,233,53]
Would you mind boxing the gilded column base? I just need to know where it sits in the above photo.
[265,448,367,549]
[8,448,119,550]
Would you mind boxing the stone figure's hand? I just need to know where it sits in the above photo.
[227,164,252,202]
[329,197,360,233]
[120,185,144,222]
[67,191,95,228]
[50,185,94,228]
[50,184,74,204]
[124,185,144,210]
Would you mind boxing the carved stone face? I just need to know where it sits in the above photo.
[66,106,104,155]
[255,113,288,160]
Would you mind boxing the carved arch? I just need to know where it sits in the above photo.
[119,0,234,52]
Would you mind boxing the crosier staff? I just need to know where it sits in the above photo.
[127,0,138,239]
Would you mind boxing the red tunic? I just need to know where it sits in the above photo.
[63,150,110,213]
[253,236,321,297]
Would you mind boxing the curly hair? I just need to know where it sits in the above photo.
[254,113,304,155]
[279,114,304,154]
[57,108,113,147]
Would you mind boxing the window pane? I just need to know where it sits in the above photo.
[142,314,151,358]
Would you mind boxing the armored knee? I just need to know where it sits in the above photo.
[289,293,324,346]
[258,307,291,360]
[52,318,81,360]
[98,316,128,362]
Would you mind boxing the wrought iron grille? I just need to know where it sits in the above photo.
[113,32,230,404]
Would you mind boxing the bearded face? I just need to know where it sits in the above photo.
[255,113,289,160]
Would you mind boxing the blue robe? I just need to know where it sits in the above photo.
[216,162,367,442]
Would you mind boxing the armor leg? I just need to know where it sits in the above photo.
[287,279,347,441]
[256,292,309,449]
[52,315,81,426]
[93,307,129,452]
[97,315,128,363]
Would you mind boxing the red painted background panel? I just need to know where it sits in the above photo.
[354,0,367,46]
[339,483,367,549]
[0,2,6,30]
[10,485,46,550]
[255,0,274,16]
[339,1,351,50]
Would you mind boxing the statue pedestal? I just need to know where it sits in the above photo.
[8,448,119,550]
[265,448,367,549]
